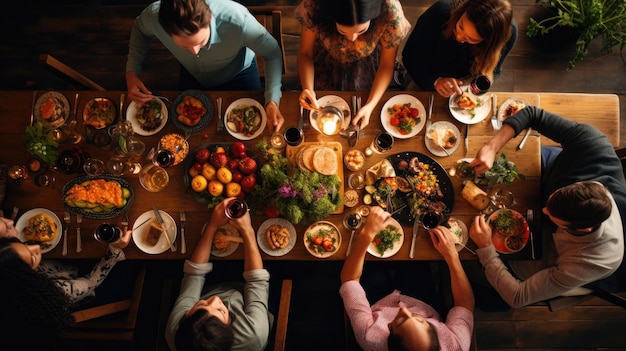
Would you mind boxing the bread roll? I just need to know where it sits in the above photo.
[461,180,489,210]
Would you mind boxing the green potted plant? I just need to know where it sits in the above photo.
[527,0,626,70]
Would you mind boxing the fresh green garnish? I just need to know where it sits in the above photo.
[493,209,516,235]
[373,225,401,256]
[475,153,525,187]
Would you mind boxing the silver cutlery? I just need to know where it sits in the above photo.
[346,229,356,256]
[216,97,224,133]
[76,214,82,253]
[179,210,187,255]
[119,93,125,121]
[490,94,500,131]
[409,217,420,259]
[29,91,37,126]
[426,94,434,131]
[458,242,477,255]
[132,216,152,231]
[152,95,172,104]
[517,128,532,150]
[527,209,536,259]
[72,93,79,119]
[389,205,407,216]
[152,204,176,252]
[10,206,19,221]
[298,105,304,130]
[464,124,469,156]
[436,140,451,156]
[63,211,70,256]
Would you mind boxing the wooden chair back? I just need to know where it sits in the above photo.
[247,7,287,79]
[62,263,147,342]
[39,53,106,91]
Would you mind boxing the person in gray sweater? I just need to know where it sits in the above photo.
[467,106,626,308]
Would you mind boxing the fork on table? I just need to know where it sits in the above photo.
[76,214,83,253]
[179,210,187,254]
[63,211,70,256]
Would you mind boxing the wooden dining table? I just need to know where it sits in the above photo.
[0,89,549,261]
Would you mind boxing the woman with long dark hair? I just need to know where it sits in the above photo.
[296,0,411,129]
[402,0,517,97]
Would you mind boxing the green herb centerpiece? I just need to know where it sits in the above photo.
[253,140,342,225]
[474,153,525,188]
[23,122,59,166]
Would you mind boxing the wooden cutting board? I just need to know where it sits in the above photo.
[286,141,344,214]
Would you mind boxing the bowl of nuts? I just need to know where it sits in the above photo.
[344,149,365,171]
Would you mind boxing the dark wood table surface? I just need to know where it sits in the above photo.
[0,90,543,261]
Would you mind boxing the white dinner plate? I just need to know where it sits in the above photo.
[497,97,528,125]
[367,217,404,258]
[424,121,461,157]
[380,94,426,139]
[257,218,297,257]
[132,210,177,254]
[16,208,62,254]
[448,88,491,124]
[209,222,241,258]
[224,98,267,140]
[303,221,341,258]
[33,91,70,129]
[309,95,351,132]
[126,98,169,136]
[446,216,469,252]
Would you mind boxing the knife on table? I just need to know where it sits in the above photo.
[464,124,469,156]
[490,94,500,131]
[409,217,421,259]
[152,204,176,252]
[216,97,224,133]
[426,94,434,131]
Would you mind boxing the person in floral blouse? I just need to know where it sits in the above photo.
[295,0,411,129]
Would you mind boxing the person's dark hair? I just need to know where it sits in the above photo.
[442,0,513,78]
[546,181,612,230]
[388,320,440,351]
[159,0,212,37]
[0,237,74,349]
[175,308,234,351]
[314,0,384,29]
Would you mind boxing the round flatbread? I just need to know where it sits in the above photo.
[302,146,318,172]
[312,147,337,175]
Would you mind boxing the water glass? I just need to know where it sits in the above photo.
[94,223,122,243]
[225,198,248,219]
[139,164,169,192]
[34,170,56,187]
[270,131,286,150]
[283,126,304,147]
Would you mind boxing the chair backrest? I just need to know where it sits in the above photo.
[39,53,106,91]
[247,7,287,79]
[61,263,147,342]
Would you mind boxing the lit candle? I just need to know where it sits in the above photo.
[322,119,337,135]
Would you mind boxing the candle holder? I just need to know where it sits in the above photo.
[312,106,344,136]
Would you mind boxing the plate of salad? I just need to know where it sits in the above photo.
[367,217,404,258]
[380,94,426,139]
[303,221,341,258]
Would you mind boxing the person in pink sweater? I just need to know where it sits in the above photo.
[340,206,475,351]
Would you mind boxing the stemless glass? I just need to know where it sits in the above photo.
[421,211,444,230]
[83,158,105,176]
[283,126,304,147]
[225,198,248,219]
[367,132,394,154]
[94,223,122,243]
[342,210,363,230]
[139,164,169,192]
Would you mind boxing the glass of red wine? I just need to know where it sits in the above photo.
[225,199,249,219]
[469,75,491,96]
[421,211,445,230]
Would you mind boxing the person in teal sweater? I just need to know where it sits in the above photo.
[126,0,285,132]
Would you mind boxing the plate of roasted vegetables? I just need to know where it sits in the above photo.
[83,97,117,129]
[15,208,62,253]
[171,89,213,133]
[366,152,454,225]
[224,98,266,140]
[62,175,133,219]
[126,98,168,136]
